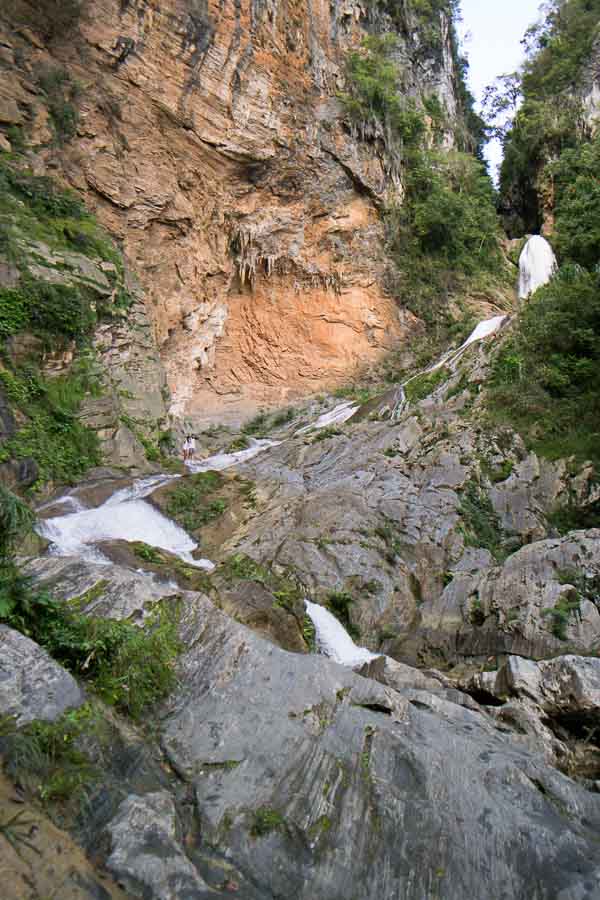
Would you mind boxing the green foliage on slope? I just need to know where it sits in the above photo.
[499,0,600,234]
[489,4,600,469]
[489,266,600,465]
[341,33,503,331]
[0,154,139,486]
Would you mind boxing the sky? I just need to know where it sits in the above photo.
[458,0,543,178]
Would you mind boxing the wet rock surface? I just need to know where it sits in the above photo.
[231,369,600,666]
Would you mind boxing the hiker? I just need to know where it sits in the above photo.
[188,434,197,461]
[182,435,190,462]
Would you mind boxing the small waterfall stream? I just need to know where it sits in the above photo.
[518,235,557,299]
[37,313,514,576]
[304,600,378,668]
[186,437,281,474]
[38,487,215,570]
[391,314,509,419]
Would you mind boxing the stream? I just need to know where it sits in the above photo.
[36,244,554,665]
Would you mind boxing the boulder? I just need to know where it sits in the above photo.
[106,792,210,899]
[0,626,85,726]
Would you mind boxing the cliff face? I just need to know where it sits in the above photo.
[2,0,464,424]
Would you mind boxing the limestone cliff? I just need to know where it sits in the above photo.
[1,0,468,424]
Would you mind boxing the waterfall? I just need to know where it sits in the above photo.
[518,235,557,299]
[296,401,360,435]
[37,478,215,570]
[390,314,508,419]
[304,600,379,668]
[187,438,281,473]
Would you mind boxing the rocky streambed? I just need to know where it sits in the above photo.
[2,315,600,899]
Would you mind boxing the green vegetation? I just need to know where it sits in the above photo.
[0,808,41,856]
[302,614,316,651]
[385,149,503,327]
[543,593,581,641]
[0,705,102,809]
[497,0,600,234]
[404,367,448,403]
[488,267,600,466]
[242,411,269,436]
[341,34,426,151]
[0,485,34,559]
[469,596,485,627]
[241,406,296,438]
[0,358,101,486]
[0,564,181,719]
[341,32,503,332]
[326,590,359,640]
[0,278,96,341]
[219,554,304,614]
[332,384,377,404]
[374,521,404,565]
[250,806,286,837]
[0,158,144,488]
[310,426,345,443]
[552,133,600,270]
[487,8,600,468]
[165,471,227,532]
[38,66,80,145]
[548,500,600,535]
[459,478,505,561]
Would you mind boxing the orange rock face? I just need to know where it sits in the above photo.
[2,0,460,424]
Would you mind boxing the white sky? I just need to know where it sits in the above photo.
[459,0,543,178]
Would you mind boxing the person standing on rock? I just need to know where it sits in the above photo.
[188,434,197,462]
[182,435,191,462]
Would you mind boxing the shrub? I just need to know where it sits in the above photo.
[553,134,600,269]
[251,807,286,837]
[459,478,506,561]
[488,267,600,465]
[0,280,96,342]
[340,35,426,150]
[1,573,181,720]
[0,160,85,219]
[38,66,80,145]
[0,705,100,808]
[498,0,600,234]
[0,487,34,559]
[4,0,84,42]
[166,471,227,532]
[0,362,101,486]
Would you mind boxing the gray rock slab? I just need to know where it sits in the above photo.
[158,594,600,900]
[106,792,211,899]
[0,625,85,726]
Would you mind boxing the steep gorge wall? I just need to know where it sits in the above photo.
[1,0,464,424]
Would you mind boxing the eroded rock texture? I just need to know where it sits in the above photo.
[0,1,466,423]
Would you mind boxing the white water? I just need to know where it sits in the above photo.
[426,314,508,375]
[391,314,508,419]
[38,474,214,570]
[38,494,86,514]
[519,235,557,300]
[187,438,281,473]
[36,312,510,574]
[296,401,360,435]
[305,600,378,668]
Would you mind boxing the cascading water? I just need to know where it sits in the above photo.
[391,314,509,419]
[37,313,511,575]
[518,235,557,300]
[296,401,360,435]
[304,600,379,668]
[186,438,281,473]
[38,473,215,570]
